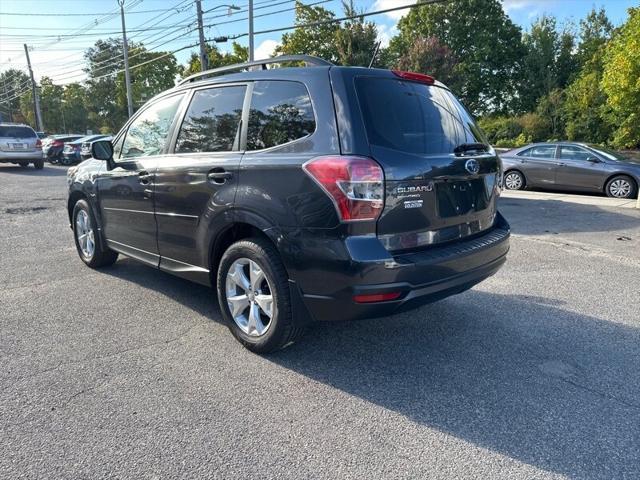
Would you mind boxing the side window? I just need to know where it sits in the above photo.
[120,94,184,159]
[517,148,533,157]
[247,81,315,150]
[112,135,125,159]
[529,145,556,159]
[175,85,246,153]
[559,145,591,161]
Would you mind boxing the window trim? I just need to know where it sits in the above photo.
[167,82,250,157]
[113,92,186,163]
[243,79,317,153]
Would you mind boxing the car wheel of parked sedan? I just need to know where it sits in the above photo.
[34,159,44,169]
[60,156,73,166]
[605,175,637,199]
[217,238,305,354]
[504,170,525,190]
[72,199,118,268]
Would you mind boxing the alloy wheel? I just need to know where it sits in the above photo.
[75,209,95,258]
[225,258,274,337]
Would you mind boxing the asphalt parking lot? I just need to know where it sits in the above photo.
[1,164,639,479]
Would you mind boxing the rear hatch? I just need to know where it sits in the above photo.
[354,74,501,251]
[0,125,38,153]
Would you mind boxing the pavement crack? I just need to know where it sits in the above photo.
[558,377,640,410]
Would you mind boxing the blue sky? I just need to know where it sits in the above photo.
[0,0,636,84]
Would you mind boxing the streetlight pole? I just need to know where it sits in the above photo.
[118,0,134,118]
[23,44,43,131]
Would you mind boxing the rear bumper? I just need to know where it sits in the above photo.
[0,151,43,162]
[287,212,510,323]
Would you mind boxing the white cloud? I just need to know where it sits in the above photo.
[371,0,415,21]
[376,23,398,48]
[254,39,280,60]
[502,0,533,11]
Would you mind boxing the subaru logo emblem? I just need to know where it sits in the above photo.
[465,159,480,175]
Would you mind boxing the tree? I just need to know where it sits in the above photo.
[601,7,640,148]
[183,42,248,78]
[387,0,525,115]
[276,1,339,63]
[334,1,378,66]
[62,83,90,133]
[577,7,614,70]
[395,36,458,87]
[519,16,577,112]
[38,77,65,133]
[0,69,31,124]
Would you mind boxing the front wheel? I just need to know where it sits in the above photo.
[72,199,118,268]
[217,238,304,353]
[504,170,525,190]
[605,175,637,199]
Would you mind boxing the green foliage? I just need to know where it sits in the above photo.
[334,1,378,66]
[394,36,458,87]
[388,0,525,115]
[601,7,640,148]
[183,42,249,77]
[0,69,30,123]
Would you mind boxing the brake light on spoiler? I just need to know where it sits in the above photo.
[392,70,435,85]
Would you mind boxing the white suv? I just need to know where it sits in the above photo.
[0,123,44,169]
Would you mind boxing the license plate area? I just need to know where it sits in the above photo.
[9,143,28,150]
[436,178,489,218]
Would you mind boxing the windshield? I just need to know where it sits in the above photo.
[356,77,487,155]
[0,126,36,138]
[586,144,627,161]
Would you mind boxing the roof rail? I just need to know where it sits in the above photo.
[177,55,333,86]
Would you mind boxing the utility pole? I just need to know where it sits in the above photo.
[23,44,43,131]
[118,0,134,118]
[1,75,12,122]
[195,0,208,71]
[248,0,254,61]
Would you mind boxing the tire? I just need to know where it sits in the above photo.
[504,170,525,190]
[33,159,44,169]
[217,237,305,353]
[18,161,29,167]
[60,156,73,166]
[72,199,118,268]
[605,175,637,199]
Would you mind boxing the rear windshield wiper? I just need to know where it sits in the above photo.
[453,143,490,155]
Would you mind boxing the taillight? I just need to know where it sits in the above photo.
[354,292,402,303]
[35,139,42,149]
[52,140,62,147]
[303,156,384,222]
[392,70,435,85]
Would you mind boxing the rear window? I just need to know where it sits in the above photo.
[247,81,315,150]
[356,77,485,155]
[0,126,36,138]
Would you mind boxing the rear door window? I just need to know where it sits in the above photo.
[120,94,184,159]
[528,145,557,159]
[0,126,36,138]
[175,85,246,153]
[356,77,486,155]
[246,81,315,150]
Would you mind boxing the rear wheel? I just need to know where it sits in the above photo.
[33,159,44,169]
[60,156,73,166]
[605,175,637,199]
[504,170,525,190]
[217,238,304,353]
[72,199,118,268]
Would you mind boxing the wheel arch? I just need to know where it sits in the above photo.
[503,168,527,188]
[603,172,638,194]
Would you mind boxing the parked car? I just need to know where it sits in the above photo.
[67,55,510,353]
[0,123,44,169]
[43,134,83,163]
[80,135,111,160]
[61,134,110,165]
[501,142,640,198]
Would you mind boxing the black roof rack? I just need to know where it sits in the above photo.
[177,55,333,86]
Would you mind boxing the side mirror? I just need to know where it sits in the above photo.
[587,156,602,163]
[91,140,114,161]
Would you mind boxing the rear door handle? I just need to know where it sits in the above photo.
[555,162,566,166]
[207,170,233,184]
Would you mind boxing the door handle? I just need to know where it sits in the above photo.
[207,170,233,184]
[555,162,566,166]
[139,171,152,185]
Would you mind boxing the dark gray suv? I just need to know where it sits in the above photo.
[67,55,510,353]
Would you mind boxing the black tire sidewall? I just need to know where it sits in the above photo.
[34,159,44,169]
[217,239,291,353]
[606,175,637,199]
